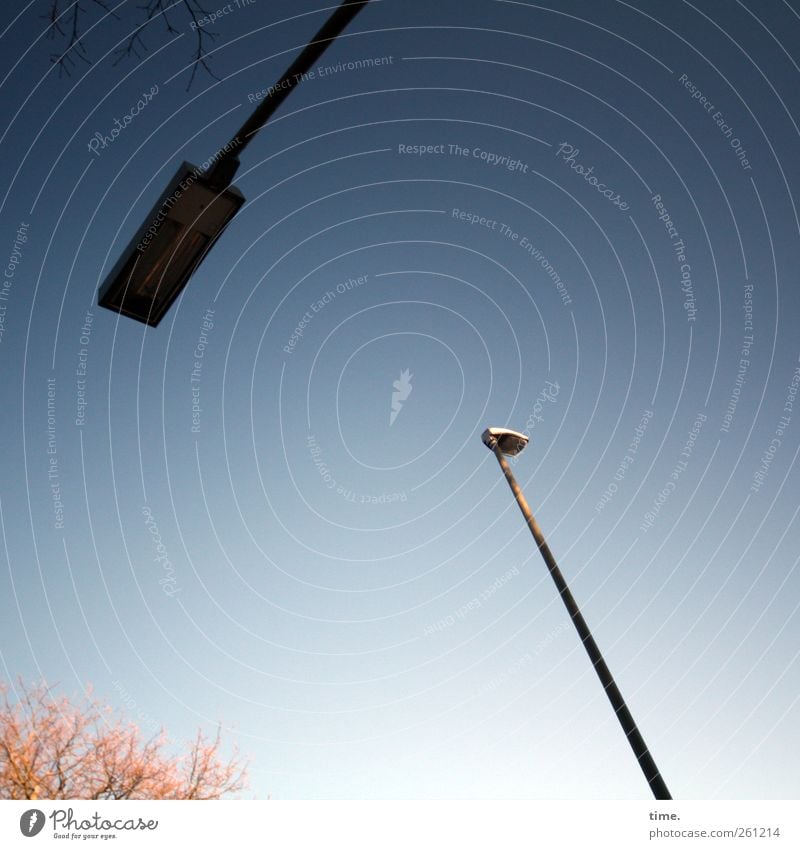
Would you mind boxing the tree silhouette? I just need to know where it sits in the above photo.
[0,680,246,799]
[45,0,221,89]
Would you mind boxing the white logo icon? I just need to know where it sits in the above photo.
[20,809,45,837]
[390,369,413,426]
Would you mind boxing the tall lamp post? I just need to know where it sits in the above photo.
[481,427,672,800]
[98,0,372,326]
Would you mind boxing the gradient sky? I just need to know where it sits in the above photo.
[1,0,799,800]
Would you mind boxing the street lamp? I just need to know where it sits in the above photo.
[481,427,672,800]
[98,0,372,326]
[97,162,245,325]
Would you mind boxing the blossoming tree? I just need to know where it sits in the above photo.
[0,681,246,800]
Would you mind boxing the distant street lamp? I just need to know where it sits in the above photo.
[99,0,371,326]
[481,427,672,800]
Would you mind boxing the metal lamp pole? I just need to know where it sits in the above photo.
[98,0,372,325]
[483,428,672,800]
[206,0,371,189]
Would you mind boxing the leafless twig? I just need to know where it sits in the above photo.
[45,0,221,88]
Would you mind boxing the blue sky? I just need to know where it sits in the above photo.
[1,0,799,799]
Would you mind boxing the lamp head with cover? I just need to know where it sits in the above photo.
[98,161,244,327]
[481,427,529,456]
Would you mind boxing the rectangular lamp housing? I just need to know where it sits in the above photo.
[98,161,245,327]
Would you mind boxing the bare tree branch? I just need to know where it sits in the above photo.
[45,0,221,88]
